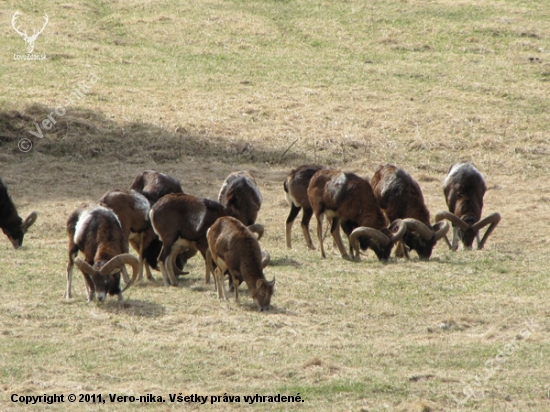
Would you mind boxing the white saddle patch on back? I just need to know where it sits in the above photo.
[378,171,398,198]
[74,206,122,244]
[130,190,151,221]
[74,209,92,245]
[327,172,347,201]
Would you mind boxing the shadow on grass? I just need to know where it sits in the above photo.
[133,273,207,289]
[0,104,307,164]
[269,257,302,267]
[101,299,166,318]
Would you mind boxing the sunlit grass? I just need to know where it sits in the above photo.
[1,0,550,410]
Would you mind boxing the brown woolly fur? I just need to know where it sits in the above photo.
[372,164,431,226]
[129,170,184,204]
[207,216,274,311]
[99,189,150,236]
[284,164,328,250]
[65,205,130,301]
[2,0,550,410]
[308,169,393,260]
[218,170,262,226]
[371,164,449,259]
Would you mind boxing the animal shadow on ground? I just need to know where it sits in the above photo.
[101,299,165,318]
[269,257,302,267]
[0,104,307,166]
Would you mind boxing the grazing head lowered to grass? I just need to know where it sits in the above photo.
[307,169,406,261]
[129,170,193,278]
[150,193,265,287]
[0,178,37,249]
[435,162,500,250]
[206,216,275,311]
[283,164,328,250]
[218,170,262,226]
[129,170,184,205]
[371,164,449,259]
[65,204,139,302]
[99,189,162,283]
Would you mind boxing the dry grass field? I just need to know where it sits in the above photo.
[1,0,550,410]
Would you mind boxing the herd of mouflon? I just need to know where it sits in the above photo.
[1,162,500,311]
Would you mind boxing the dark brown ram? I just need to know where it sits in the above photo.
[283,164,328,250]
[218,170,262,226]
[150,194,264,287]
[435,162,500,250]
[307,169,406,261]
[66,205,139,301]
[99,189,161,283]
[129,170,191,279]
[0,178,37,248]
[371,164,449,259]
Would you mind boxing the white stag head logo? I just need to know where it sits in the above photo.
[11,11,49,54]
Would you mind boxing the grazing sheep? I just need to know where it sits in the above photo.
[206,216,275,311]
[308,169,406,261]
[0,178,37,248]
[283,164,328,250]
[218,171,262,226]
[66,204,139,301]
[435,162,500,250]
[371,164,449,259]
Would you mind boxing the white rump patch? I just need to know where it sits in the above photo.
[218,180,229,203]
[285,190,299,207]
[74,209,92,245]
[215,256,229,274]
[149,209,160,238]
[74,206,121,244]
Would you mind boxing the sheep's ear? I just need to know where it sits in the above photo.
[256,279,263,288]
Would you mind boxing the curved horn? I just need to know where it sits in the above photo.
[247,223,264,240]
[433,220,450,241]
[349,227,391,254]
[170,246,192,276]
[21,211,37,233]
[402,218,433,240]
[389,219,407,243]
[473,212,501,250]
[471,212,501,232]
[261,249,270,268]
[74,258,98,277]
[434,210,470,231]
[99,254,140,293]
